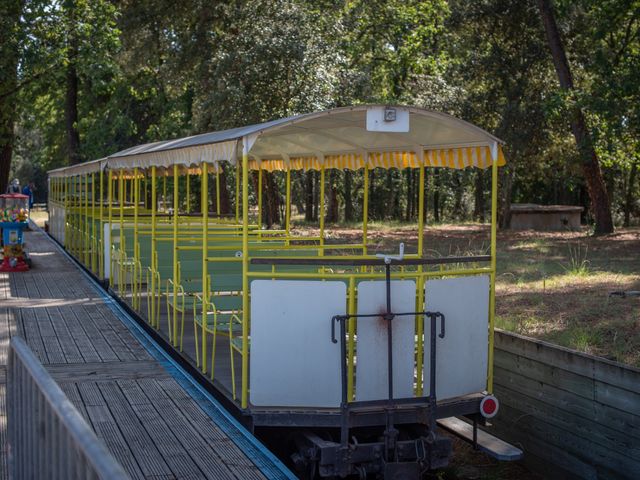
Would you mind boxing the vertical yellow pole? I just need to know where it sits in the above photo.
[216,168,221,217]
[235,161,240,222]
[64,176,68,248]
[488,151,499,393]
[99,168,104,279]
[186,171,190,214]
[241,142,249,409]
[319,166,325,256]
[119,170,124,255]
[85,174,90,266]
[201,163,209,372]
[416,163,425,394]
[363,164,369,255]
[133,168,139,310]
[91,172,96,272]
[347,276,356,400]
[285,168,291,241]
[81,175,85,261]
[151,167,157,327]
[118,171,125,296]
[73,176,77,255]
[257,167,263,227]
[163,174,167,212]
[78,176,82,258]
[108,171,113,286]
[172,164,179,345]
[70,177,75,254]
[417,165,425,257]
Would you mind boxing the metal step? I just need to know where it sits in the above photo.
[438,417,523,461]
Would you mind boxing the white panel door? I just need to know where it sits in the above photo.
[355,280,416,401]
[424,275,490,400]
[250,280,346,407]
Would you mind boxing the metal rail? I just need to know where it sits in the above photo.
[7,337,129,480]
[250,254,491,266]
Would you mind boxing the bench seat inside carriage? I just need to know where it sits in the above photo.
[48,105,523,476]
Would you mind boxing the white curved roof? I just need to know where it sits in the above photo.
[49,105,504,177]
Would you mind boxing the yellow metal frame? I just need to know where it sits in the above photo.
[49,135,501,410]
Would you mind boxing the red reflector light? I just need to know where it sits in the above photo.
[480,395,499,419]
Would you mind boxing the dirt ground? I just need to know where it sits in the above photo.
[309,221,640,368]
[433,434,542,480]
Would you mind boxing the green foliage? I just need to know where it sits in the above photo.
[2,0,639,226]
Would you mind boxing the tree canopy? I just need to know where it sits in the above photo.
[2,0,639,229]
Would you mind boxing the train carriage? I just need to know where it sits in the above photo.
[48,105,521,479]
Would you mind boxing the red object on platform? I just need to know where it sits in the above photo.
[0,257,29,272]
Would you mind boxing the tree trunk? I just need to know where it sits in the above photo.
[264,171,280,228]
[0,0,22,192]
[313,171,319,221]
[423,170,429,222]
[498,164,514,229]
[385,170,395,219]
[624,161,637,227]
[433,170,440,223]
[327,170,339,223]
[412,170,418,219]
[404,169,412,221]
[474,169,485,222]
[218,167,231,214]
[294,172,305,215]
[453,173,463,219]
[65,2,81,165]
[344,170,354,222]
[305,171,314,221]
[537,0,613,234]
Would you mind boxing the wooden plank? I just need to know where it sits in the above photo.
[46,307,85,364]
[18,308,48,364]
[79,304,142,362]
[438,417,523,460]
[594,380,640,416]
[77,381,107,407]
[494,366,640,440]
[489,415,598,480]
[84,404,145,480]
[495,348,640,430]
[154,382,266,479]
[496,331,640,394]
[491,401,640,479]
[129,401,207,478]
[142,378,265,479]
[27,305,67,364]
[495,349,595,400]
[96,382,174,478]
[48,361,167,383]
[494,383,640,462]
[58,382,90,422]
[56,305,103,363]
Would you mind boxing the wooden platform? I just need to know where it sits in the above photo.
[0,226,294,479]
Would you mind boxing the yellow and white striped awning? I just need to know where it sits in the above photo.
[249,145,506,172]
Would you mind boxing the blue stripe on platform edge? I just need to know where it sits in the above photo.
[38,223,297,480]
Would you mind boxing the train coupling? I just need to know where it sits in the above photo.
[293,430,451,479]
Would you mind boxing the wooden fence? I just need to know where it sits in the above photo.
[488,330,640,480]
